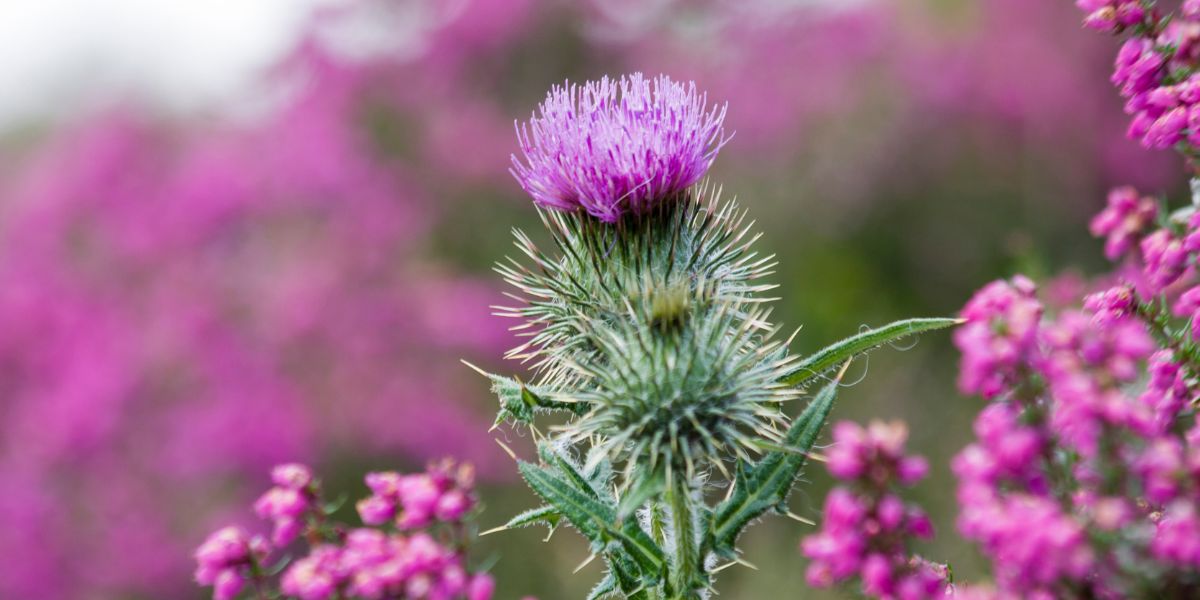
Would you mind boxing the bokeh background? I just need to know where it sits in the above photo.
[0,0,1185,598]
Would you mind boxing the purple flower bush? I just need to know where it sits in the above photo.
[195,461,495,600]
[795,2,1200,598]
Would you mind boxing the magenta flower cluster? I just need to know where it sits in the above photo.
[801,421,947,600]
[194,526,271,600]
[356,460,477,530]
[796,6,1200,596]
[510,73,729,222]
[195,461,495,600]
[1086,0,1200,151]
[1078,0,1148,33]
[950,262,1200,597]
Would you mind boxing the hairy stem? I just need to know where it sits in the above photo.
[667,476,702,600]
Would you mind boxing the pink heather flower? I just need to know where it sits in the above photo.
[356,494,396,526]
[967,402,1044,482]
[212,570,245,600]
[1135,437,1188,505]
[1153,501,1200,567]
[1041,311,1154,383]
[358,462,476,530]
[1140,229,1188,292]
[1083,284,1135,324]
[365,471,402,497]
[1143,106,1188,149]
[1186,211,1200,252]
[272,463,315,490]
[804,422,945,599]
[193,526,269,599]
[1176,286,1200,340]
[281,545,344,600]
[1089,186,1157,260]
[1138,350,1192,432]
[960,495,1094,592]
[254,486,314,545]
[397,474,442,529]
[1077,1,1146,32]
[1112,38,1164,98]
[954,276,1043,398]
[802,488,868,584]
[827,421,928,487]
[1161,19,1200,65]
[1189,105,1200,146]
[435,489,472,522]
[466,573,496,600]
[511,73,729,222]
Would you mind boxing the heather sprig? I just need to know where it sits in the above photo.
[801,421,947,599]
[784,5,1200,596]
[481,74,956,599]
[194,461,496,600]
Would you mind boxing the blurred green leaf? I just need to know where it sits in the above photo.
[781,317,960,388]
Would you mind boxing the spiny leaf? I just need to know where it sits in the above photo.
[586,573,619,600]
[463,362,585,425]
[780,318,960,388]
[517,461,665,576]
[501,505,561,531]
[617,467,665,520]
[709,377,839,556]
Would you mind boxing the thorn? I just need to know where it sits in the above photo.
[712,561,737,574]
[786,325,803,347]
[808,451,828,463]
[735,557,759,571]
[488,422,500,433]
[494,439,519,462]
[479,525,508,536]
[835,359,853,381]
[460,360,490,377]
[573,553,598,574]
[786,511,816,526]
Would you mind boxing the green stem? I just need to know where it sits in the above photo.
[1134,299,1200,378]
[667,476,701,600]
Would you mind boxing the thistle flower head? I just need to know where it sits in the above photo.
[511,73,729,223]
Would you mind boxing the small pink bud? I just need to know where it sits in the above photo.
[271,463,315,490]
[467,574,496,600]
[356,495,396,526]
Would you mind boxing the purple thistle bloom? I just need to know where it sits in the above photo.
[510,73,730,223]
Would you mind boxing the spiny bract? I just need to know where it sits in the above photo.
[495,182,798,482]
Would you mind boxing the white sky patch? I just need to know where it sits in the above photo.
[0,0,340,130]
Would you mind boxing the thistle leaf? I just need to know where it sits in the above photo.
[464,362,585,425]
[518,460,666,576]
[502,505,561,531]
[617,467,665,520]
[780,317,960,388]
[709,377,838,556]
[586,573,619,600]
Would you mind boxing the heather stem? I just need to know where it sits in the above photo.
[667,476,702,600]
[1133,299,1200,376]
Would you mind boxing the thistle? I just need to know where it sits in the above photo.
[477,73,956,599]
